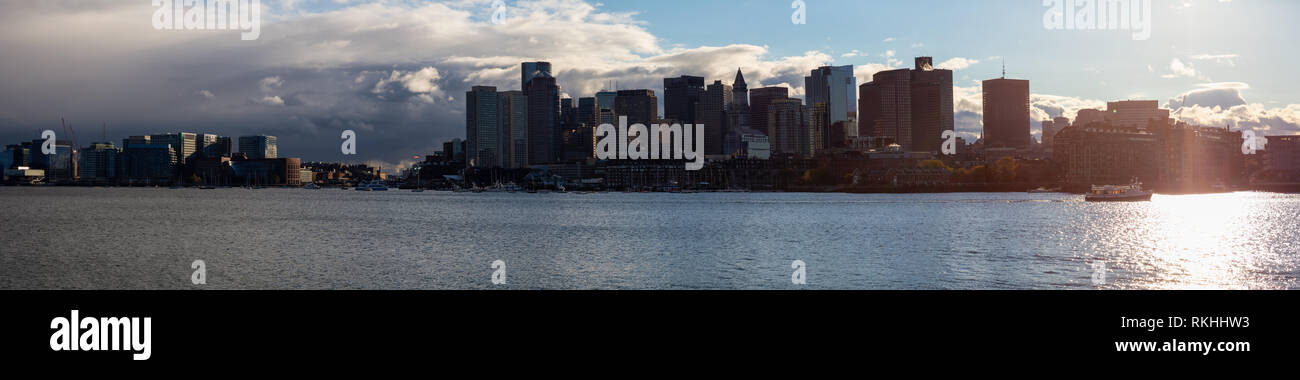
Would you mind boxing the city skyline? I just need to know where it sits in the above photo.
[1,0,1296,169]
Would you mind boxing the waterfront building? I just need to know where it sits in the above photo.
[238,135,277,159]
[982,76,1031,149]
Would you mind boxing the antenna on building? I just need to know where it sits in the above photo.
[1001,59,1006,79]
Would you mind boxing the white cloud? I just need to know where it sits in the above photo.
[259,76,284,92]
[935,57,979,71]
[255,95,285,107]
[1189,53,1239,66]
[1160,58,1207,80]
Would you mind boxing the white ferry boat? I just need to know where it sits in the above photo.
[1085,181,1152,202]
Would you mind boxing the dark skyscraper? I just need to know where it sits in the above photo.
[805,65,857,153]
[663,75,704,125]
[526,74,560,164]
[614,89,657,126]
[724,69,751,156]
[909,57,954,153]
[767,97,809,157]
[857,57,952,153]
[498,90,527,168]
[748,86,789,143]
[859,69,912,149]
[521,62,552,92]
[982,77,1031,149]
[699,80,732,155]
[560,97,576,130]
[577,97,596,127]
[466,85,500,167]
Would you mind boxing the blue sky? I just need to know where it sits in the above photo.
[0,0,1295,167]
[282,0,1294,104]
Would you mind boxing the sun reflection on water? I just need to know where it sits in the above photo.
[1090,192,1299,290]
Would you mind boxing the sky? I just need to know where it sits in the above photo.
[1,0,1296,170]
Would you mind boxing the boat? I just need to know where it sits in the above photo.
[1085,181,1152,202]
[1028,187,1060,193]
[303,183,321,190]
[355,180,389,191]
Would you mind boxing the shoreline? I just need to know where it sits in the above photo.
[3,182,1295,195]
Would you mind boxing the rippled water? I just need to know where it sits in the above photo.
[1,187,1297,289]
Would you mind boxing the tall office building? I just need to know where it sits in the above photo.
[238,135,277,159]
[498,90,528,168]
[909,57,953,153]
[595,91,617,125]
[526,74,561,164]
[151,132,197,164]
[521,62,552,91]
[982,76,1031,149]
[859,69,912,149]
[726,69,753,155]
[78,142,121,181]
[857,57,951,153]
[748,86,789,142]
[767,97,810,158]
[614,89,657,126]
[663,75,704,125]
[805,65,857,151]
[804,65,856,122]
[808,103,828,156]
[699,80,732,155]
[577,97,596,127]
[466,86,501,168]
[560,97,576,130]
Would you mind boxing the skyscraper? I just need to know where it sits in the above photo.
[699,80,732,155]
[526,74,561,164]
[614,89,657,126]
[521,62,552,91]
[238,135,277,159]
[560,97,576,131]
[767,97,810,158]
[498,90,528,168]
[595,91,617,126]
[466,86,501,168]
[726,69,753,155]
[856,57,953,153]
[663,75,704,125]
[982,77,1031,149]
[805,65,857,152]
[748,86,789,142]
[577,97,596,127]
[909,57,954,153]
[859,69,912,149]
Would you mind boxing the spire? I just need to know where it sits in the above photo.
[734,68,746,87]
